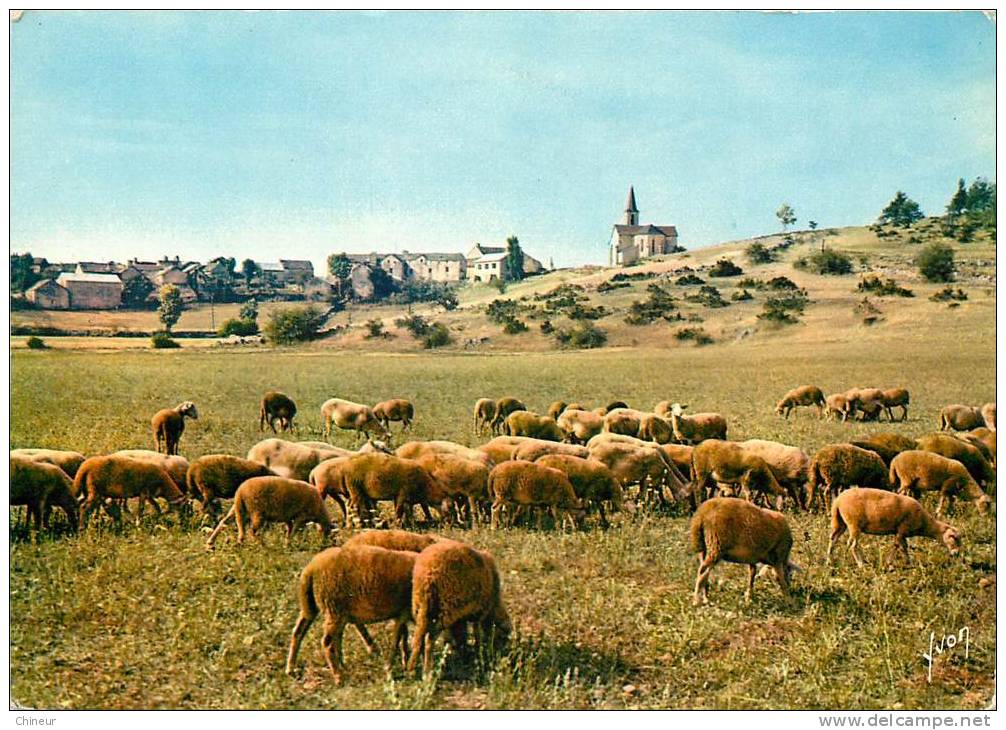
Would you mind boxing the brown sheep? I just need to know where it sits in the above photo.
[10,448,86,478]
[965,428,996,468]
[407,541,511,675]
[657,443,694,482]
[738,439,811,510]
[939,404,985,432]
[880,388,910,422]
[477,436,531,465]
[185,454,275,516]
[828,488,961,567]
[11,456,79,531]
[504,411,564,441]
[845,388,884,421]
[75,455,187,526]
[638,413,675,444]
[775,385,826,419]
[605,401,629,413]
[473,398,496,435]
[536,454,624,528]
[247,438,347,482]
[546,400,568,421]
[823,393,854,422]
[112,450,190,493]
[259,390,298,433]
[856,400,884,422]
[342,529,445,553]
[807,444,889,512]
[957,432,995,470]
[602,408,647,437]
[667,403,728,444]
[205,476,334,547]
[396,440,493,469]
[915,433,996,489]
[321,398,390,441]
[980,402,996,430]
[489,397,527,435]
[414,453,490,526]
[322,453,441,527]
[373,398,415,432]
[151,401,198,455]
[890,450,991,516]
[488,460,584,530]
[511,439,590,463]
[654,400,675,419]
[588,439,689,504]
[691,440,788,509]
[848,434,919,467]
[555,408,604,444]
[286,545,417,685]
[689,497,795,605]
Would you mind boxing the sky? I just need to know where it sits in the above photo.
[10,11,996,271]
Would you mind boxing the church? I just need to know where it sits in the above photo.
[608,187,680,266]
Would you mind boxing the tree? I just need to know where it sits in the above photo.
[947,178,968,220]
[369,266,398,300]
[966,178,996,213]
[916,242,955,282]
[878,191,924,228]
[776,204,796,233]
[239,298,259,323]
[10,253,38,293]
[327,253,352,280]
[241,258,260,283]
[262,305,328,345]
[157,285,185,332]
[505,235,525,282]
[808,221,818,231]
[122,274,155,308]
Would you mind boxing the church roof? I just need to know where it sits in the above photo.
[614,224,678,237]
[625,186,638,213]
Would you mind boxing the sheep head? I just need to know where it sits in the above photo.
[177,402,199,419]
[941,525,962,556]
[670,403,687,416]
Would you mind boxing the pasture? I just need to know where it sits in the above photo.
[10,335,996,710]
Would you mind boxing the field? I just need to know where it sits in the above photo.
[10,321,996,709]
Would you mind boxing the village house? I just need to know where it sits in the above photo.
[280,259,315,284]
[402,252,467,282]
[55,271,123,310]
[25,279,70,309]
[466,243,543,282]
[608,187,680,266]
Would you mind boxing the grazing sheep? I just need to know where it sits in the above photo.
[848,434,919,467]
[738,439,811,510]
[286,545,417,684]
[657,443,694,482]
[689,497,795,605]
[11,456,79,531]
[477,436,531,465]
[396,440,492,469]
[473,398,497,435]
[407,541,511,675]
[504,411,564,441]
[605,401,629,413]
[775,385,826,419]
[546,400,568,421]
[880,388,910,422]
[602,408,647,437]
[205,476,334,547]
[414,453,490,526]
[75,455,187,526]
[856,400,884,422]
[151,401,198,455]
[955,432,995,470]
[511,439,590,463]
[555,408,604,444]
[807,444,890,512]
[914,433,996,489]
[342,529,444,553]
[260,390,298,433]
[964,428,996,468]
[373,399,415,432]
[321,398,390,441]
[667,403,728,445]
[185,455,275,516]
[320,453,441,528]
[489,397,527,435]
[10,448,86,478]
[488,460,584,530]
[247,438,346,482]
[566,402,586,412]
[939,404,985,432]
[691,440,788,509]
[823,393,854,422]
[587,440,688,505]
[638,413,675,444]
[890,450,991,515]
[845,388,884,422]
[536,454,624,528]
[112,450,190,493]
[980,402,996,430]
[828,488,961,567]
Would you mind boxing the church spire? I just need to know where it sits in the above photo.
[624,186,639,225]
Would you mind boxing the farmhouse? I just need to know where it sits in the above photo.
[608,187,680,266]
[25,279,70,310]
[402,252,468,282]
[55,272,123,310]
[466,243,543,282]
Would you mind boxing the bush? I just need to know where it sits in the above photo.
[674,327,713,345]
[929,286,968,303]
[218,318,260,337]
[916,242,956,282]
[262,305,327,345]
[684,285,729,308]
[624,283,678,325]
[566,303,607,320]
[731,289,753,301]
[364,319,388,339]
[757,290,809,325]
[389,280,459,310]
[676,273,705,286]
[736,277,766,290]
[856,275,914,298]
[766,276,799,291]
[25,336,46,350]
[597,280,630,293]
[151,331,180,349]
[746,242,775,265]
[422,322,452,349]
[708,259,743,277]
[395,314,431,338]
[795,249,853,275]
[502,317,528,334]
[553,322,607,349]
[540,319,554,334]
[486,299,525,324]
[610,272,656,282]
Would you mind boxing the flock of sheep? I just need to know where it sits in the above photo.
[9,386,997,685]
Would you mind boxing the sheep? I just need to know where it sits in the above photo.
[602,408,647,437]
[657,443,694,482]
[856,400,884,423]
[546,400,568,421]
[587,440,689,506]
[373,398,415,432]
[605,401,629,413]
[653,400,675,420]
[112,450,190,493]
[555,408,604,444]
[638,413,675,444]
[980,402,996,430]
[259,390,298,433]
[535,454,624,528]
[955,432,995,470]
[914,433,996,489]
[738,439,811,510]
[285,545,417,685]
[407,541,511,675]
[321,398,390,442]
[477,436,531,465]
[964,428,996,468]
[667,403,728,445]
[414,453,490,526]
[488,460,584,530]
[473,398,496,435]
[247,438,347,482]
[395,440,493,469]
[827,488,961,567]
[342,529,444,553]
[775,385,826,419]
[939,404,985,432]
[75,455,187,526]
[511,439,590,463]
[845,388,884,421]
[10,448,86,478]
[823,393,854,422]
[691,440,788,510]
[185,455,275,516]
[880,388,910,422]
[807,444,890,512]
[504,411,564,441]
[889,450,991,516]
[689,497,795,605]
[11,456,79,531]
[489,397,527,435]
[151,401,198,455]
[848,433,919,467]
[205,476,334,547]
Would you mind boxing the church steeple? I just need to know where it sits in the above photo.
[624,186,639,225]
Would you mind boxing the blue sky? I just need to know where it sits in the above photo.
[10,11,996,270]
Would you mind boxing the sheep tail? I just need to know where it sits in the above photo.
[71,466,88,500]
[297,564,319,620]
[205,503,236,548]
[689,517,705,555]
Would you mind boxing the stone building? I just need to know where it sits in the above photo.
[466,243,543,282]
[26,279,70,309]
[55,272,123,310]
[608,187,680,266]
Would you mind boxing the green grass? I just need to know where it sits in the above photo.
[10,331,996,709]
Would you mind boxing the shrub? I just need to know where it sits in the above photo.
[674,327,713,345]
[597,280,630,293]
[708,259,743,277]
[540,319,554,334]
[389,280,459,310]
[502,318,528,334]
[422,322,452,349]
[25,336,46,350]
[916,242,956,282]
[757,290,808,325]
[929,287,968,303]
[684,285,729,308]
[746,242,775,265]
[486,299,525,324]
[395,314,431,338]
[731,289,753,301]
[262,305,327,345]
[239,299,259,322]
[736,277,766,290]
[218,318,259,337]
[676,273,705,286]
[610,271,656,282]
[151,331,180,349]
[766,276,799,291]
[364,319,388,339]
[795,249,853,275]
[856,275,914,298]
[554,322,607,349]
[624,284,678,325]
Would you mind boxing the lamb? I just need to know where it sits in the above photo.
[489,397,527,435]
[638,413,674,444]
[914,433,996,488]
[689,497,795,605]
[504,411,564,441]
[939,404,985,432]
[738,439,811,510]
[546,400,568,421]
[259,390,298,433]
[488,460,585,530]
[11,456,79,531]
[407,541,511,675]
[342,529,445,553]
[827,488,961,567]
[477,436,532,465]
[205,476,334,547]
[667,403,728,445]
[980,402,996,430]
[151,401,198,455]
[112,450,190,493]
[775,385,826,419]
[807,444,890,512]
[247,438,347,482]
[321,398,390,441]
[75,455,187,526]
[691,440,788,510]
[555,408,604,444]
[473,398,497,435]
[185,454,275,516]
[286,545,417,684]
[511,439,590,463]
[823,393,854,422]
[373,398,415,432]
[535,454,624,528]
[880,388,910,422]
[414,453,490,526]
[10,448,86,478]
[395,440,493,469]
[889,450,991,515]
[848,433,919,467]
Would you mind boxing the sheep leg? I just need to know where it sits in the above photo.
[321,615,348,686]
[353,624,377,655]
[848,528,865,568]
[745,564,757,603]
[406,610,428,673]
[205,504,236,548]
[490,501,503,530]
[692,554,716,606]
[773,562,791,595]
[285,610,317,675]
[386,619,408,669]
[827,519,846,565]
[596,501,610,529]
[936,493,947,517]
